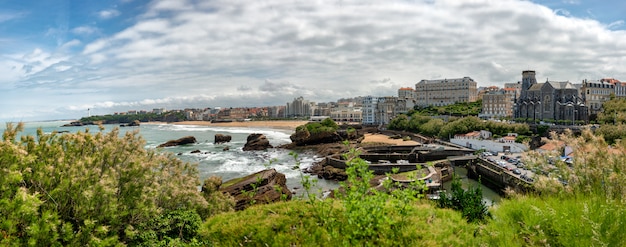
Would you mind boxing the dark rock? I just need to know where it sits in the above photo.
[290,129,343,146]
[219,169,292,211]
[191,149,201,154]
[321,166,348,181]
[214,134,232,144]
[120,120,141,127]
[242,133,273,151]
[157,136,197,148]
[306,160,347,181]
[223,146,230,151]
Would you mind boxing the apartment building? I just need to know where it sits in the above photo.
[397,87,416,113]
[376,96,398,125]
[415,77,478,107]
[361,96,379,125]
[602,78,626,98]
[481,88,515,118]
[582,79,615,116]
[285,96,314,117]
[330,102,362,123]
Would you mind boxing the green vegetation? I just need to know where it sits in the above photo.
[80,111,186,124]
[598,98,626,124]
[295,117,339,134]
[0,123,233,245]
[4,120,626,246]
[410,100,483,116]
[438,177,491,223]
[388,115,530,140]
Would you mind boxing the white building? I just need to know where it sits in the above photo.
[362,96,379,125]
[330,102,362,123]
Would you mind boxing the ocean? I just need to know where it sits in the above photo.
[3,120,338,194]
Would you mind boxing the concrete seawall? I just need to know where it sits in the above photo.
[466,157,534,193]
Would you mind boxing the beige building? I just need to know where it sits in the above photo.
[602,78,626,98]
[397,87,416,113]
[376,96,398,125]
[415,77,478,107]
[330,102,362,123]
[582,79,615,116]
[481,88,516,118]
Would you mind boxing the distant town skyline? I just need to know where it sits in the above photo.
[1,0,625,122]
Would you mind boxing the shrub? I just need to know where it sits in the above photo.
[437,177,491,223]
[0,123,232,245]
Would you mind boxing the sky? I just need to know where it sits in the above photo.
[1,0,625,122]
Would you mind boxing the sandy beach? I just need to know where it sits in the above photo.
[159,120,309,131]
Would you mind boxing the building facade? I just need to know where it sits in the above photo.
[330,102,362,123]
[582,79,615,116]
[514,70,587,123]
[481,89,515,118]
[602,78,626,98]
[397,87,416,113]
[285,96,314,117]
[415,77,478,107]
[361,96,379,125]
[375,96,398,125]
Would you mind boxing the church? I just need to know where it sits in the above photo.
[514,70,587,124]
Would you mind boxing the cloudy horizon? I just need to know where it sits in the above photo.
[1,0,625,122]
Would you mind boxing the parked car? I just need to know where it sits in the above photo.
[513,169,521,175]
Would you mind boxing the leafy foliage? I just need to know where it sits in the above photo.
[598,98,626,124]
[295,118,339,135]
[389,114,530,140]
[410,100,483,116]
[0,123,232,245]
[79,111,186,124]
[437,177,491,223]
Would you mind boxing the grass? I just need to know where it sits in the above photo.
[199,199,479,246]
[478,194,626,246]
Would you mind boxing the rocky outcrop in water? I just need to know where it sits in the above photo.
[242,133,272,151]
[157,136,197,148]
[290,130,343,146]
[219,169,292,211]
[120,120,140,127]
[214,134,232,144]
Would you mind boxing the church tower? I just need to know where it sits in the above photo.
[521,70,536,99]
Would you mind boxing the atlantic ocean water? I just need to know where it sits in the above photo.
[5,121,338,193]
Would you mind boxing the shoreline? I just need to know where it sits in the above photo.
[144,120,309,131]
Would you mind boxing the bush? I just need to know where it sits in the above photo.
[437,177,491,223]
[0,123,232,245]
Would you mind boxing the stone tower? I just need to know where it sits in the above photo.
[521,70,537,99]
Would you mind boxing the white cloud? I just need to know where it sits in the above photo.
[72,26,99,35]
[0,11,26,23]
[608,20,625,30]
[3,0,626,121]
[98,9,121,19]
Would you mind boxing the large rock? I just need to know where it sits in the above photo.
[220,169,292,210]
[214,134,232,144]
[242,133,273,151]
[157,136,197,148]
[120,120,141,127]
[290,129,343,146]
